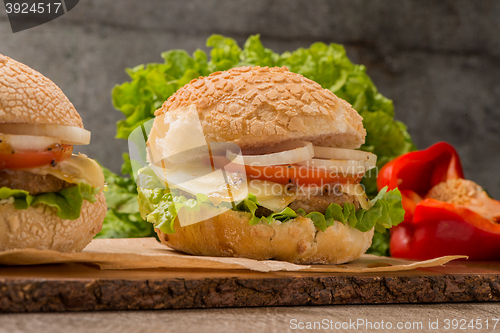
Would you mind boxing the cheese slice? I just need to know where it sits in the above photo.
[342,184,371,210]
[152,161,296,212]
[152,161,248,206]
[247,180,296,212]
[27,154,105,191]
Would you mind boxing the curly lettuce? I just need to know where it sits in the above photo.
[138,186,403,236]
[236,186,404,233]
[95,162,155,238]
[0,184,99,220]
[136,166,404,236]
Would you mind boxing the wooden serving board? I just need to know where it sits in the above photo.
[1,261,500,312]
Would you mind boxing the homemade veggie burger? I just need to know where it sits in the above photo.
[0,54,106,252]
[138,66,404,264]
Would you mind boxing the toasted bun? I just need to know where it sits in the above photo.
[156,210,374,264]
[0,54,83,128]
[155,66,365,150]
[0,192,106,252]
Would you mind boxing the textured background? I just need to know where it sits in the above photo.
[1,0,499,197]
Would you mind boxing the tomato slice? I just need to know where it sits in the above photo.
[210,156,363,186]
[244,164,363,186]
[0,144,73,170]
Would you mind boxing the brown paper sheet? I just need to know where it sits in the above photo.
[0,238,466,273]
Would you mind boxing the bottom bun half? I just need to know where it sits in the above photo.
[156,210,374,264]
[0,192,106,252]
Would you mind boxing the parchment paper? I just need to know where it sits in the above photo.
[0,238,466,273]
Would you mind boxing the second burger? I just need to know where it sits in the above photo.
[0,54,106,252]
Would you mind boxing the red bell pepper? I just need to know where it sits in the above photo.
[378,142,500,260]
[378,142,464,197]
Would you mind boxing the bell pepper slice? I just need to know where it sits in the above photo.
[400,190,422,224]
[391,199,500,260]
[379,142,500,260]
[378,142,464,196]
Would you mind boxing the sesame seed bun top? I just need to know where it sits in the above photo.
[155,66,366,150]
[0,54,83,128]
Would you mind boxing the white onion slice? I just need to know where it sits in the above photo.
[2,134,61,151]
[313,146,377,170]
[296,158,367,175]
[227,141,314,166]
[0,124,91,145]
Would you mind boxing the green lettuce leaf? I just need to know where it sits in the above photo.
[112,51,210,140]
[0,187,32,209]
[140,189,231,235]
[240,35,280,67]
[96,209,152,239]
[137,179,404,235]
[320,187,405,233]
[135,168,226,234]
[235,186,404,233]
[360,111,416,196]
[0,184,99,220]
[206,35,242,71]
[95,164,155,239]
[235,193,299,225]
[367,230,391,257]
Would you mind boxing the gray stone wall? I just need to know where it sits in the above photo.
[1,0,499,197]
